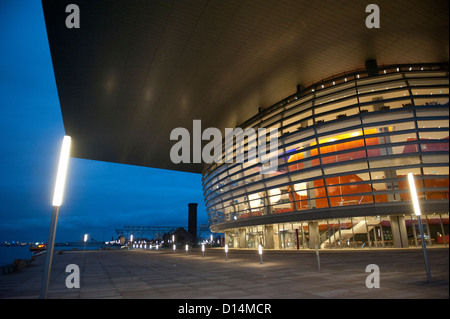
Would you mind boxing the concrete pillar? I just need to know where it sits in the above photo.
[264,225,274,249]
[239,228,246,248]
[390,215,409,248]
[308,221,320,249]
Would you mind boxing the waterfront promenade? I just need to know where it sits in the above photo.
[0,247,448,299]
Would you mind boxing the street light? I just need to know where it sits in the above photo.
[40,136,71,299]
[258,244,263,264]
[408,173,432,283]
[83,234,88,251]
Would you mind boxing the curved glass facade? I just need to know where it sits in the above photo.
[202,63,449,249]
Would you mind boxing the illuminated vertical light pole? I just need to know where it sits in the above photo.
[130,234,134,249]
[408,173,432,283]
[258,244,263,264]
[185,244,189,255]
[83,234,88,252]
[224,244,228,261]
[201,243,205,258]
[40,136,71,299]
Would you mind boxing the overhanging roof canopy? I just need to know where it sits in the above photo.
[42,0,449,173]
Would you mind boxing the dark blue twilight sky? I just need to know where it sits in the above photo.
[0,0,207,243]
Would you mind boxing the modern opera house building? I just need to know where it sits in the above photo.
[42,0,449,249]
[204,63,449,249]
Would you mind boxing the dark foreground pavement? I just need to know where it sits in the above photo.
[0,247,448,299]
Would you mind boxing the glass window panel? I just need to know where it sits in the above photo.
[369,156,421,169]
[314,82,356,98]
[290,169,322,182]
[358,90,410,104]
[357,80,407,94]
[283,130,315,146]
[264,176,289,189]
[408,78,449,85]
[423,166,449,175]
[389,132,418,144]
[316,118,361,135]
[416,109,449,118]
[314,98,358,115]
[417,120,449,129]
[362,111,414,124]
[414,97,449,106]
[318,129,365,144]
[319,106,359,122]
[324,161,368,175]
[422,155,449,164]
[405,71,448,78]
[411,88,449,96]
[418,131,450,140]
[358,73,403,85]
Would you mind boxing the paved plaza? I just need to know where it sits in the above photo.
[0,247,448,299]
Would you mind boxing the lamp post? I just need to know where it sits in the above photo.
[40,136,71,299]
[83,234,88,252]
[258,244,263,264]
[408,173,432,283]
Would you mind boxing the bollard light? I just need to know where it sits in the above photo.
[83,234,88,252]
[315,244,321,270]
[258,244,263,264]
[173,244,176,253]
[408,173,432,283]
[185,244,189,255]
[225,244,228,261]
[202,243,205,258]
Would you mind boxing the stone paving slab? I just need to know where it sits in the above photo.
[0,247,448,299]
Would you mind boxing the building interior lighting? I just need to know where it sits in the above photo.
[269,188,281,203]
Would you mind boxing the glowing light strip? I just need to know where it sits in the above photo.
[52,136,71,207]
[408,173,421,216]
